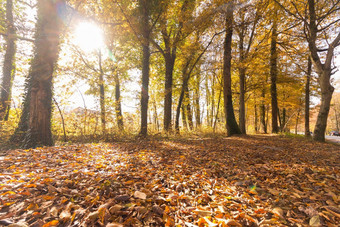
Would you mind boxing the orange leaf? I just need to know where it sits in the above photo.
[25,184,37,188]
[125,180,134,185]
[1,191,16,196]
[43,220,59,227]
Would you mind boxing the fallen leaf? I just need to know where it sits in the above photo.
[309,215,321,227]
[134,191,147,200]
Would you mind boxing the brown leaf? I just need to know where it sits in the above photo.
[134,191,147,200]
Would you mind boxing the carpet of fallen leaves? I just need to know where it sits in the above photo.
[0,135,339,227]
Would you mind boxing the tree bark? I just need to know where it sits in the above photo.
[98,51,106,136]
[313,71,334,141]
[0,0,16,121]
[260,87,267,133]
[307,0,338,141]
[114,73,124,131]
[175,60,190,133]
[185,86,193,130]
[254,103,258,133]
[139,0,151,136]
[163,53,175,132]
[305,57,311,136]
[194,74,201,128]
[270,9,279,133]
[19,0,64,148]
[222,1,241,136]
[181,105,187,130]
[238,27,246,134]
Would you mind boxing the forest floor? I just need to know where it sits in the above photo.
[0,135,339,227]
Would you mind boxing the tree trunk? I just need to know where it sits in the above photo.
[213,90,222,132]
[114,73,124,131]
[270,9,279,133]
[181,105,187,130]
[194,74,201,128]
[222,1,241,136]
[211,79,215,127]
[313,72,334,141]
[254,103,258,133]
[305,57,311,136]
[175,61,190,133]
[20,0,64,148]
[282,108,286,132]
[98,52,106,136]
[295,110,300,134]
[185,86,193,130]
[307,0,339,141]
[205,75,210,127]
[163,54,175,132]
[238,27,246,134]
[0,0,16,121]
[139,0,150,136]
[260,87,267,133]
[152,97,159,131]
[175,76,187,133]
[239,67,246,134]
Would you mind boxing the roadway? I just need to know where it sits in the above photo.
[326,135,340,144]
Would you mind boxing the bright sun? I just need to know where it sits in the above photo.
[73,22,105,52]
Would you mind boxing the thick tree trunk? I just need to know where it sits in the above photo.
[270,11,279,133]
[163,54,175,132]
[313,72,334,141]
[0,0,16,121]
[223,1,241,136]
[114,74,124,130]
[307,0,339,141]
[305,57,311,136]
[21,0,64,148]
[139,0,150,136]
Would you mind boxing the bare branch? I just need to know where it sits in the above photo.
[0,32,34,42]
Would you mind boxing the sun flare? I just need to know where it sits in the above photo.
[73,22,105,52]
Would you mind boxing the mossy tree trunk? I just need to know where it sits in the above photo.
[13,0,64,148]
[0,0,16,121]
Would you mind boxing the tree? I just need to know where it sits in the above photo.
[152,0,197,132]
[305,57,311,136]
[223,0,241,136]
[234,2,260,134]
[138,0,151,136]
[269,5,279,133]
[0,0,16,121]
[12,0,65,148]
[274,0,340,141]
[307,0,340,141]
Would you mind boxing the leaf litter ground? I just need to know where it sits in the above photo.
[0,135,339,226]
